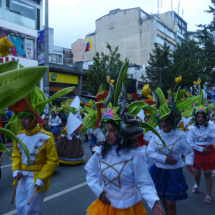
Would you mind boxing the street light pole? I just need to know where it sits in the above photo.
[150,67,167,88]
[44,0,49,98]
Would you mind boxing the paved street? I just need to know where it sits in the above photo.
[0,142,215,215]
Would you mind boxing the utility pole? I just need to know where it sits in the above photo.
[151,67,168,88]
[44,0,49,98]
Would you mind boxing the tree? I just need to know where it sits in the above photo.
[85,43,125,95]
[145,43,174,95]
[196,0,215,87]
[172,37,206,90]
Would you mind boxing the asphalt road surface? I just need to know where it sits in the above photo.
[0,141,215,215]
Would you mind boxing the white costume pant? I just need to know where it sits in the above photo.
[15,176,47,215]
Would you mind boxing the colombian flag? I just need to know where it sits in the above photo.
[85,37,92,52]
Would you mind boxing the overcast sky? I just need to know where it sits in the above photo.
[43,0,213,48]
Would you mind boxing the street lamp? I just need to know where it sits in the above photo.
[150,67,168,88]
[43,0,49,98]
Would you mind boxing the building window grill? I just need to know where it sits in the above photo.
[6,0,36,20]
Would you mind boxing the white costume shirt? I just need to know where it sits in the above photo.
[12,131,50,187]
[144,126,159,142]
[85,145,159,210]
[187,124,215,152]
[48,116,61,126]
[148,129,194,169]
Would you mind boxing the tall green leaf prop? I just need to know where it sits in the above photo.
[113,59,129,106]
[5,114,22,136]
[0,128,30,165]
[0,66,48,111]
[145,114,158,133]
[176,96,199,111]
[81,112,97,136]
[127,101,157,116]
[98,85,103,94]
[0,60,18,74]
[155,87,170,120]
[35,86,75,111]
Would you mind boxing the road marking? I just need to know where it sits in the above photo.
[2,181,87,215]
[1,164,11,169]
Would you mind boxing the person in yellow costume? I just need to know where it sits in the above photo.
[10,98,59,215]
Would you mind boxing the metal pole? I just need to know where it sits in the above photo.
[159,68,162,88]
[44,0,49,98]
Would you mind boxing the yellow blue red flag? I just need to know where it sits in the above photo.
[85,37,92,52]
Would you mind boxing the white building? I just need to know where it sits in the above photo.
[0,0,43,67]
[84,8,188,94]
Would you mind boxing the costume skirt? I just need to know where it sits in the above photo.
[149,164,188,202]
[193,144,215,171]
[86,199,146,215]
[56,136,86,165]
[49,125,61,134]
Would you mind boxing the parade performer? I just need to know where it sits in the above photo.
[81,88,108,154]
[10,97,59,215]
[56,96,86,165]
[48,109,61,142]
[85,60,163,215]
[89,102,106,154]
[187,102,215,203]
[148,87,197,215]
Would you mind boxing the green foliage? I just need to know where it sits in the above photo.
[145,43,174,96]
[195,1,215,87]
[85,43,127,95]
[172,37,206,89]
[144,1,215,92]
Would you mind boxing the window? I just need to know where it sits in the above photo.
[37,8,40,30]
[177,25,187,35]
[0,0,2,7]
[6,0,36,20]
[157,22,176,40]
[157,35,164,46]
[50,54,62,63]
[157,35,175,51]
[174,14,187,30]
[177,37,183,45]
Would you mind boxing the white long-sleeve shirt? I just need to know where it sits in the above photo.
[85,145,159,210]
[148,129,194,169]
[143,126,159,142]
[48,116,61,126]
[187,124,215,152]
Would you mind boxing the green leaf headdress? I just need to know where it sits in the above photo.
[155,86,199,130]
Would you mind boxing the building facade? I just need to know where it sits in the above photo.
[71,39,85,62]
[84,7,188,94]
[0,0,43,67]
